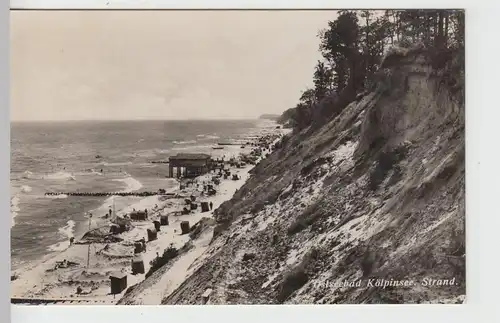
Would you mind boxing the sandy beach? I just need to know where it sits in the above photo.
[11,128,286,305]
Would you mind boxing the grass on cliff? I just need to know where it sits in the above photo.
[145,244,179,279]
[277,247,322,303]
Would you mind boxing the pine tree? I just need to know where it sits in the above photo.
[285,9,465,131]
[313,61,333,102]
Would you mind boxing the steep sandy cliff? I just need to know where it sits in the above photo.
[123,47,465,305]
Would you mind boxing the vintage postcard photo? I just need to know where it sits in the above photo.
[10,9,465,305]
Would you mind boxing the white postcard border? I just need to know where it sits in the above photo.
[5,0,500,322]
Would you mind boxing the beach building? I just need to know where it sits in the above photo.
[109,273,128,294]
[168,153,211,178]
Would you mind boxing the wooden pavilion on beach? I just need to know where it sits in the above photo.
[168,153,212,178]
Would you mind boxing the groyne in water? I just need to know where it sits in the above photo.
[11,297,111,305]
[44,191,180,197]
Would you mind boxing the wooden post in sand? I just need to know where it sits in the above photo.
[87,213,92,268]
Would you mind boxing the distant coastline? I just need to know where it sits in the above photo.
[258,114,281,121]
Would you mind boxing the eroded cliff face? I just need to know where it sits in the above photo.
[141,48,465,305]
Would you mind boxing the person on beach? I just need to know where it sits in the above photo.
[209,201,213,210]
[69,237,74,245]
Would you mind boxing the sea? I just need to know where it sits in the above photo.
[10,119,275,272]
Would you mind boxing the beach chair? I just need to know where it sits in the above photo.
[147,228,157,242]
[160,215,169,226]
[180,221,190,235]
[153,221,161,232]
[200,202,210,213]
[131,255,145,275]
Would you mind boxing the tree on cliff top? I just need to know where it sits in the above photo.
[281,9,465,131]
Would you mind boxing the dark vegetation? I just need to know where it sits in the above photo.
[145,244,179,278]
[368,144,409,190]
[279,9,465,131]
[277,248,322,303]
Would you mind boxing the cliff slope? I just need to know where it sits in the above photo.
[131,47,466,305]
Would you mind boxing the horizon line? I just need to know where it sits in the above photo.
[10,117,280,123]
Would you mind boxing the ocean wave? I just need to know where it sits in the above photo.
[60,220,76,238]
[45,194,68,199]
[101,161,133,166]
[196,134,220,140]
[135,151,157,158]
[88,177,143,218]
[45,171,76,181]
[89,169,103,176]
[21,170,34,179]
[172,140,197,145]
[47,241,71,252]
[171,144,212,151]
[47,220,75,252]
[22,170,76,181]
[11,196,20,227]
[20,185,32,193]
[154,149,170,154]
[113,176,143,192]
[138,163,158,168]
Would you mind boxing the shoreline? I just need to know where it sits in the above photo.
[11,175,151,273]
[11,127,287,304]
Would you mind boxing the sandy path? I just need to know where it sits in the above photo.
[118,163,256,305]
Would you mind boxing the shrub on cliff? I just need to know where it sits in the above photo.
[146,244,179,278]
[277,247,322,303]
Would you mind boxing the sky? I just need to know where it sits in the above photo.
[11,10,337,121]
